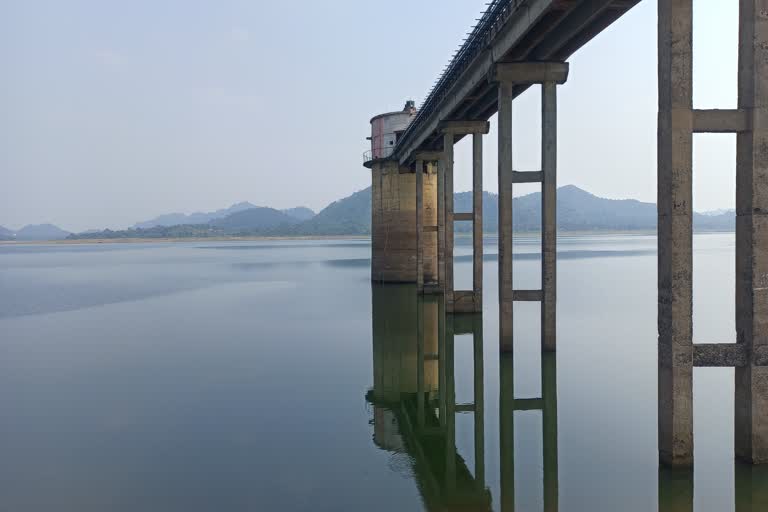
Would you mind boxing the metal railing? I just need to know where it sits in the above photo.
[363,146,395,164]
[394,0,520,157]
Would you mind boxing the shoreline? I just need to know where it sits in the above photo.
[0,230,735,246]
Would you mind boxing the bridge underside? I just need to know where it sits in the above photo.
[397,0,640,161]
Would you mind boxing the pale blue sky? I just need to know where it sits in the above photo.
[0,1,739,231]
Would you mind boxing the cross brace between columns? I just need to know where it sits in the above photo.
[692,343,768,367]
[692,109,750,133]
[512,171,543,183]
[512,289,543,301]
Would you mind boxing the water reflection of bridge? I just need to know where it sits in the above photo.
[367,284,557,511]
[367,284,768,511]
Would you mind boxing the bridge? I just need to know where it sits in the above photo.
[363,1,768,468]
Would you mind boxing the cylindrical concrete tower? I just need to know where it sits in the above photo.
[365,101,437,283]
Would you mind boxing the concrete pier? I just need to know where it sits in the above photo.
[498,81,514,352]
[657,0,694,468]
[371,160,417,282]
[735,0,768,465]
[371,159,438,284]
[494,62,568,352]
[440,121,489,314]
[657,0,768,467]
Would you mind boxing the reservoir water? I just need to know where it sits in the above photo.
[0,234,765,511]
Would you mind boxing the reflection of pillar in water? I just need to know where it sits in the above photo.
[372,285,438,403]
[372,285,439,449]
[499,350,559,511]
[542,352,558,511]
[499,354,515,512]
[658,467,693,512]
[735,463,768,511]
[473,314,485,489]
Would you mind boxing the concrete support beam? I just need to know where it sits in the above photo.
[513,289,543,301]
[493,62,569,85]
[498,82,514,352]
[512,171,543,183]
[735,0,768,465]
[693,343,748,367]
[541,81,557,352]
[658,0,694,468]
[495,64,564,354]
[693,109,750,133]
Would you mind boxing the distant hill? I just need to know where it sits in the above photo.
[133,202,315,229]
[67,185,735,240]
[15,224,70,241]
[281,207,315,221]
[290,188,371,235]
[210,207,299,232]
[452,185,733,232]
[0,225,15,241]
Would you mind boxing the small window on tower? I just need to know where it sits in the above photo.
[389,140,394,145]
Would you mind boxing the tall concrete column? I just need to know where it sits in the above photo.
[541,82,558,352]
[735,0,768,465]
[473,133,484,312]
[444,133,455,312]
[438,156,446,293]
[440,121,488,313]
[657,0,694,467]
[498,82,515,352]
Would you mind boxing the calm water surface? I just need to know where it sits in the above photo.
[0,234,765,511]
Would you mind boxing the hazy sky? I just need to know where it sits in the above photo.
[1,1,739,231]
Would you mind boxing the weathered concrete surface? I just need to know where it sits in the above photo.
[423,162,439,285]
[498,82,514,352]
[657,0,694,468]
[372,160,437,284]
[371,160,417,282]
[473,133,484,313]
[443,132,455,312]
[735,0,768,465]
[541,80,557,352]
[694,343,748,367]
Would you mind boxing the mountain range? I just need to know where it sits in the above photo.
[64,185,734,240]
[132,202,315,229]
[0,224,71,241]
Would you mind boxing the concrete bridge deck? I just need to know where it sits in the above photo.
[395,0,640,164]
